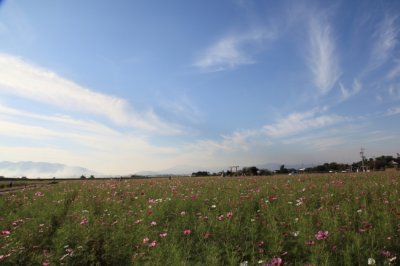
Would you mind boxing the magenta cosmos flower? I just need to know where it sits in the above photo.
[148,240,157,248]
[263,257,282,266]
[183,229,191,235]
[1,230,11,235]
[315,230,329,240]
[0,254,11,261]
[305,240,315,246]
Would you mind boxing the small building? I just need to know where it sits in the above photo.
[387,160,398,171]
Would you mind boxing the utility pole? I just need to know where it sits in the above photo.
[373,156,376,171]
[360,148,366,172]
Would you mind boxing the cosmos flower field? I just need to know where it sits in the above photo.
[1,173,399,265]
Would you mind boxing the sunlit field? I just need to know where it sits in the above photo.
[1,173,399,265]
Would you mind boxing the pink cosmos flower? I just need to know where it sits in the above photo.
[12,219,23,226]
[1,230,10,235]
[150,221,157,226]
[305,240,315,246]
[134,219,142,224]
[148,240,157,248]
[268,195,278,202]
[217,214,224,221]
[315,230,329,240]
[80,218,89,225]
[0,254,10,261]
[257,241,265,247]
[226,211,233,218]
[143,237,149,244]
[42,260,50,266]
[263,257,282,266]
[183,229,191,235]
[159,232,168,238]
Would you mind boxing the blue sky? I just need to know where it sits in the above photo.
[0,0,399,175]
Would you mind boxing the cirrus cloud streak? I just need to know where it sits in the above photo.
[0,53,182,134]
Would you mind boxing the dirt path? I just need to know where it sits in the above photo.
[0,183,57,194]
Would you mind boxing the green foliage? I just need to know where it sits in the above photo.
[191,171,209,177]
[242,166,259,176]
[0,173,399,265]
[278,164,289,174]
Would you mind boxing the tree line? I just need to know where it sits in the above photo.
[191,154,399,177]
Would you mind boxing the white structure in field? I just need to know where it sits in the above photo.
[229,166,239,175]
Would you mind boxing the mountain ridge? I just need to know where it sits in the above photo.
[0,161,97,178]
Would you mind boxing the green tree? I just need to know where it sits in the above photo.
[279,165,289,174]
[243,166,259,176]
[259,169,272,176]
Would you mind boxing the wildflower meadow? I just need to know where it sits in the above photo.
[0,172,399,265]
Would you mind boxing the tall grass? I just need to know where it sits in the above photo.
[0,173,399,265]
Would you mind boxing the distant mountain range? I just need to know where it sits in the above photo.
[0,161,97,178]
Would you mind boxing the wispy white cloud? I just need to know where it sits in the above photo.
[371,15,398,69]
[359,130,398,144]
[386,106,400,116]
[194,36,254,71]
[263,109,347,137]
[0,104,178,174]
[0,104,116,135]
[308,17,341,95]
[339,79,362,100]
[282,134,345,151]
[387,60,400,80]
[188,129,259,155]
[158,95,204,125]
[0,54,182,134]
[0,104,124,147]
[165,128,269,171]
[193,29,275,72]
[183,108,349,157]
